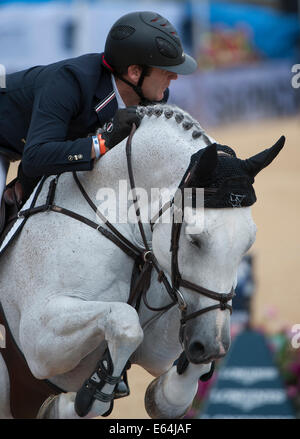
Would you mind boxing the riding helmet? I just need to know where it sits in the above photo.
[104,11,197,75]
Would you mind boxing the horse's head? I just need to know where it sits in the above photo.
[152,135,286,364]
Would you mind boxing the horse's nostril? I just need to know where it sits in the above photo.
[189,341,205,358]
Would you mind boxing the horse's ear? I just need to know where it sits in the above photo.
[242,136,286,177]
[185,143,218,187]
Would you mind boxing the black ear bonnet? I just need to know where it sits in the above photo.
[180,136,285,208]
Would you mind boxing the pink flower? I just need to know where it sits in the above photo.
[289,361,300,378]
[184,408,196,419]
[287,385,298,399]
[196,380,211,399]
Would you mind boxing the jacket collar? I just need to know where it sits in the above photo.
[94,65,118,125]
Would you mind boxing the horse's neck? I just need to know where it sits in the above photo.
[77,116,211,245]
[90,117,208,196]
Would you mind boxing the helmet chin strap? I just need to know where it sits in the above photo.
[102,56,160,105]
[115,74,145,102]
[116,67,162,106]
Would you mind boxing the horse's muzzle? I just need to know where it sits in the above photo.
[185,341,227,364]
[185,336,230,364]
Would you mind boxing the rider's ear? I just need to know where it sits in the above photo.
[242,135,285,177]
[127,65,143,84]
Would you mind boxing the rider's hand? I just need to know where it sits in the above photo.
[100,107,142,150]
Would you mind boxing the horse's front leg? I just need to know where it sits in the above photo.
[145,362,212,419]
[20,295,143,418]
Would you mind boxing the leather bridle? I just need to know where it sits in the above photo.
[169,219,235,344]
[17,124,235,347]
[125,124,235,345]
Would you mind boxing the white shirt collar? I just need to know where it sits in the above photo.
[111,74,126,109]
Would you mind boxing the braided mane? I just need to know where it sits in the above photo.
[137,104,212,146]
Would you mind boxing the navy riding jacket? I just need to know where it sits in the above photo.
[0,53,142,178]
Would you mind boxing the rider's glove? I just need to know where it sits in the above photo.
[99,106,142,150]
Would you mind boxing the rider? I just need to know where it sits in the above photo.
[0,11,197,209]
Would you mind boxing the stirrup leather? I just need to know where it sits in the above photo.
[74,348,130,417]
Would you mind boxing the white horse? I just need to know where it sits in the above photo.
[0,104,285,419]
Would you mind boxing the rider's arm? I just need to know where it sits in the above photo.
[22,66,95,178]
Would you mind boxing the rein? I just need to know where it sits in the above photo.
[17,124,235,348]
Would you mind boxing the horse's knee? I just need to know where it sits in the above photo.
[104,303,144,347]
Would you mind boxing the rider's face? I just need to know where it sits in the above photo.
[141,67,178,101]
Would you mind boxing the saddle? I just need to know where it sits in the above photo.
[0,178,23,246]
[0,163,39,246]
[0,146,22,243]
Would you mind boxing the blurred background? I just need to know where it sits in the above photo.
[1,0,300,419]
